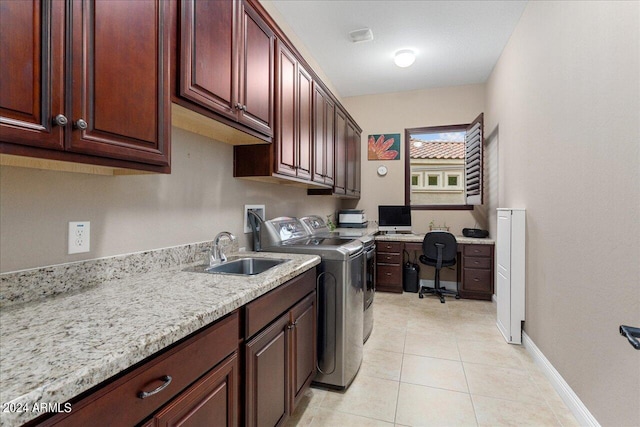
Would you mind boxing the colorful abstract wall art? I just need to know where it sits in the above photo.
[367,133,401,160]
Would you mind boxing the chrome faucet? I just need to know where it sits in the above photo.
[211,231,236,265]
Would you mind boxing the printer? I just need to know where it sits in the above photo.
[338,209,368,228]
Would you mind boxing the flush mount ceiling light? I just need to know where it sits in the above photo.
[349,28,373,43]
[394,49,416,68]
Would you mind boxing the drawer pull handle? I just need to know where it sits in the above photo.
[386,272,392,276]
[474,278,480,282]
[138,375,172,399]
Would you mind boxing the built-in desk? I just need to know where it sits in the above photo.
[374,234,495,300]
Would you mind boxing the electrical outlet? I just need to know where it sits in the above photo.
[244,205,265,233]
[68,221,90,254]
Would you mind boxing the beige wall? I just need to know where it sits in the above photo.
[342,84,488,234]
[0,128,341,272]
[485,1,640,425]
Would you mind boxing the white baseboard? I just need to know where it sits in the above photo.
[522,332,600,427]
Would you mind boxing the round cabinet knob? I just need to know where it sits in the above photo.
[241,105,247,111]
[235,103,243,110]
[53,114,68,127]
[75,119,88,130]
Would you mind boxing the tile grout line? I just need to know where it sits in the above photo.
[453,301,481,427]
[393,322,409,425]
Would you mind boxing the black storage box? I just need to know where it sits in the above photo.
[462,228,489,238]
[403,251,420,293]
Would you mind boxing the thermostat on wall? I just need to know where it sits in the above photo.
[377,165,388,176]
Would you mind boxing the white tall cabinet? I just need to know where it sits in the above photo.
[496,208,526,344]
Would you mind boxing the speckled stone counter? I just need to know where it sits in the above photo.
[0,250,319,427]
[375,232,495,245]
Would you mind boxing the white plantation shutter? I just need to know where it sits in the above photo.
[465,113,484,205]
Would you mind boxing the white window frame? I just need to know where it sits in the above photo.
[426,172,441,188]
[444,171,463,190]
[411,172,423,188]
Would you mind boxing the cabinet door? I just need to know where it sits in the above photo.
[147,353,239,427]
[238,0,274,137]
[346,120,358,196]
[290,292,316,411]
[0,0,64,150]
[324,100,335,185]
[180,0,236,121]
[312,84,335,185]
[312,84,326,184]
[245,314,290,427]
[275,41,297,177]
[333,107,347,194]
[296,65,312,180]
[67,0,170,166]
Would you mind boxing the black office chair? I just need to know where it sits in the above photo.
[418,231,460,303]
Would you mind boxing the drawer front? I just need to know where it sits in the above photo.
[463,268,492,292]
[44,312,240,427]
[377,264,402,285]
[377,241,402,253]
[404,242,422,252]
[463,244,493,258]
[245,268,316,338]
[464,256,492,269]
[377,252,401,265]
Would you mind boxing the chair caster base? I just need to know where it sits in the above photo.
[418,293,424,299]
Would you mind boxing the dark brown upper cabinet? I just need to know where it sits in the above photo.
[311,83,335,186]
[178,0,274,141]
[346,119,361,197]
[322,105,360,198]
[234,40,319,187]
[0,0,64,151]
[0,0,171,174]
[333,107,348,195]
[274,41,311,180]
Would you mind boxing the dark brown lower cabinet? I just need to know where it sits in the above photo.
[244,290,316,427]
[34,312,239,427]
[375,240,495,300]
[459,244,494,300]
[245,314,290,427]
[290,293,316,410]
[142,353,238,427]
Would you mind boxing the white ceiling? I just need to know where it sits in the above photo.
[269,0,528,98]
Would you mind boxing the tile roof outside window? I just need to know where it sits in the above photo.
[410,140,465,159]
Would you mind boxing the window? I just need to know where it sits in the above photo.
[405,113,484,209]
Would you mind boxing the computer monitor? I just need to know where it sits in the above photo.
[378,205,412,233]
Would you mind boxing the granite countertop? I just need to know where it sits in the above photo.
[0,251,319,427]
[375,232,495,245]
[332,225,495,245]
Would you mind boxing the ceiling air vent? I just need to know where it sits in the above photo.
[349,28,373,43]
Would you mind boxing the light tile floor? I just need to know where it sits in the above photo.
[286,292,580,427]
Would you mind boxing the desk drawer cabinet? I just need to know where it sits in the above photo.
[38,312,239,427]
[460,244,494,300]
[376,242,402,293]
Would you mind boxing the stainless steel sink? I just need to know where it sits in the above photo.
[186,257,289,276]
